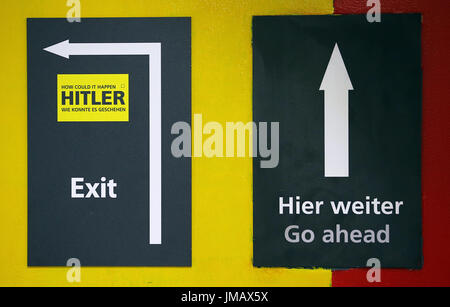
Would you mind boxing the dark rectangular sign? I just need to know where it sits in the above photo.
[253,15,422,269]
[28,18,191,266]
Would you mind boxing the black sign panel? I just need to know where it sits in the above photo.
[253,15,422,269]
[28,18,191,266]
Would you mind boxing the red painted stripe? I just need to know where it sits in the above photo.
[332,0,450,287]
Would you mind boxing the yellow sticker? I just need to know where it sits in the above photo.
[57,74,129,122]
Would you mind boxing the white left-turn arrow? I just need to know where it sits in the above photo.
[44,40,162,245]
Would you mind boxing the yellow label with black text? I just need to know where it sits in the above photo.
[57,74,129,122]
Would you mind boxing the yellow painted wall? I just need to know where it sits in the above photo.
[0,0,333,286]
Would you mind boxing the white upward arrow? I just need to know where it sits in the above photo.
[44,40,162,245]
[320,43,354,178]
